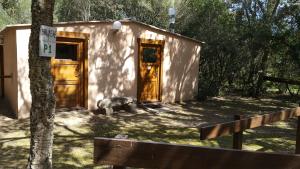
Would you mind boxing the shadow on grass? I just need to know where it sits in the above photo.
[213,119,297,153]
[92,95,298,154]
[0,109,104,169]
[0,95,298,168]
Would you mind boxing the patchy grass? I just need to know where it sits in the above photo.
[0,95,298,168]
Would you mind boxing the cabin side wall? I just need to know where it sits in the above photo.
[16,29,31,118]
[3,29,18,117]
[129,23,201,102]
[12,22,200,118]
[162,36,200,102]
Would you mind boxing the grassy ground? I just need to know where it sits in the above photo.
[0,95,298,168]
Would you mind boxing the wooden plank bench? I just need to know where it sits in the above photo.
[94,137,300,169]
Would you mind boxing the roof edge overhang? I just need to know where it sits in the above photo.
[0,20,205,44]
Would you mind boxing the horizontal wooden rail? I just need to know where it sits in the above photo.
[0,75,12,79]
[200,107,300,140]
[94,137,300,169]
[263,76,300,85]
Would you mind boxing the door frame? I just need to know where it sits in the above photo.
[55,31,89,108]
[137,38,165,102]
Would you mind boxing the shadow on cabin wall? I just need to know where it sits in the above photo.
[8,21,200,118]
[133,24,200,102]
[59,23,139,110]
[58,22,200,109]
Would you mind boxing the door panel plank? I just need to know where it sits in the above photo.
[52,64,80,81]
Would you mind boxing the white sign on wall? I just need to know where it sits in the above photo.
[39,25,57,57]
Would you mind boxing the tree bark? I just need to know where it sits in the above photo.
[27,0,56,169]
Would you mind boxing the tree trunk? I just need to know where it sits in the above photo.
[27,0,56,169]
[254,49,269,97]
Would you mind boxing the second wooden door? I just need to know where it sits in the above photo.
[138,40,163,102]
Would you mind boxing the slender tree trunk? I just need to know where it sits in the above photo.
[27,0,56,169]
[255,48,269,97]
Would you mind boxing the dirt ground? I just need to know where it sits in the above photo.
[0,95,298,168]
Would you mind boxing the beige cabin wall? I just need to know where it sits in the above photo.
[129,23,201,102]
[16,29,31,118]
[10,21,200,118]
[162,36,200,102]
[13,23,139,114]
[3,29,18,117]
[57,23,138,110]
[58,22,200,108]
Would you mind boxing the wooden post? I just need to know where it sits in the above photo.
[112,134,127,169]
[296,103,300,154]
[233,115,244,150]
[113,166,126,169]
[296,117,300,154]
[0,45,3,98]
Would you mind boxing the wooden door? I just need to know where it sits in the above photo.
[138,40,164,102]
[51,38,84,107]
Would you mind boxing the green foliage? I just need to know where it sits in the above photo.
[53,0,300,98]
[178,0,239,98]
[175,0,300,98]
[0,0,31,29]
[0,6,12,28]
[1,0,299,98]
[55,0,170,28]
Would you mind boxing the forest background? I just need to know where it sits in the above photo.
[1,0,299,99]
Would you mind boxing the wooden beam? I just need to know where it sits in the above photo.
[112,166,126,169]
[263,76,300,85]
[296,103,300,154]
[0,75,12,78]
[200,108,300,140]
[94,137,300,169]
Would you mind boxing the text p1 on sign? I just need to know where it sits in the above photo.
[39,25,57,57]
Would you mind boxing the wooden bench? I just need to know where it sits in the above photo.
[94,137,300,169]
[263,76,300,96]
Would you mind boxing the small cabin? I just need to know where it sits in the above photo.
[0,20,202,118]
